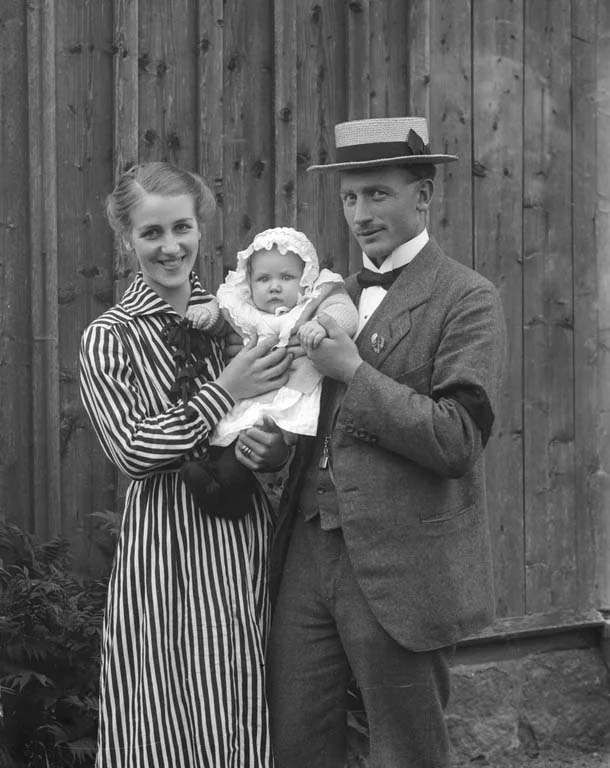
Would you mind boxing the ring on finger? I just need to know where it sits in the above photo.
[240,443,253,458]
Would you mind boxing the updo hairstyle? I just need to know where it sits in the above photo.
[105,161,216,237]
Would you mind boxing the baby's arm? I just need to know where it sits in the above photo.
[186,297,227,335]
[297,318,328,352]
[297,287,359,351]
[315,289,359,337]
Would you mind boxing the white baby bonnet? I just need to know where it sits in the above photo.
[216,227,343,346]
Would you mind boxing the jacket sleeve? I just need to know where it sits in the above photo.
[79,322,235,480]
[337,282,507,478]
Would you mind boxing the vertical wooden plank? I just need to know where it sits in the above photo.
[296,1,348,274]
[222,0,274,268]
[408,0,431,119]
[138,0,198,169]
[345,0,370,274]
[273,0,298,228]
[369,0,409,118]
[472,0,525,617]
[594,0,610,611]
[346,0,370,121]
[426,1,473,266]
[26,0,61,538]
[523,0,577,613]
[198,0,225,291]
[572,0,600,610]
[113,0,139,299]
[55,0,115,570]
[0,1,33,527]
[110,0,139,515]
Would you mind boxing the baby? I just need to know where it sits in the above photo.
[182,227,359,517]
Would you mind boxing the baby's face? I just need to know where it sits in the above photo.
[249,248,305,313]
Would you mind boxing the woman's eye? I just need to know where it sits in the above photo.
[175,223,192,233]
[142,229,160,239]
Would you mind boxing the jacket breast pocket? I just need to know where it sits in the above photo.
[395,357,434,394]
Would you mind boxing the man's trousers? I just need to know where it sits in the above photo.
[267,513,452,768]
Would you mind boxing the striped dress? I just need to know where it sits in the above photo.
[79,273,274,768]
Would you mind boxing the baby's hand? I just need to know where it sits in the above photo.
[297,319,328,352]
[186,305,212,330]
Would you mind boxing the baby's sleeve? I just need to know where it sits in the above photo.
[316,286,359,338]
[186,297,229,336]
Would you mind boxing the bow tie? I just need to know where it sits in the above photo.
[356,266,404,289]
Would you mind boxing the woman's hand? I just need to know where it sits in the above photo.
[216,334,292,401]
[223,331,245,362]
[234,417,291,471]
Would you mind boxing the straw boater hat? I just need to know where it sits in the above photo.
[307,116,458,172]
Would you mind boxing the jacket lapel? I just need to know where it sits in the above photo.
[349,239,442,368]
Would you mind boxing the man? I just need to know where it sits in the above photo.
[265,117,507,768]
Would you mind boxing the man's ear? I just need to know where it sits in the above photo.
[416,178,434,212]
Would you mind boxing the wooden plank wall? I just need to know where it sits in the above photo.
[1,0,609,626]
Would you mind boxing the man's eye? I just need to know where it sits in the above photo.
[371,191,387,201]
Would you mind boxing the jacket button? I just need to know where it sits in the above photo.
[317,487,326,495]
[370,434,378,444]
[356,428,367,439]
[345,425,354,434]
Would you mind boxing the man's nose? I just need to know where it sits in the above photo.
[353,197,372,224]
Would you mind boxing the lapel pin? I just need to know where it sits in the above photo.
[371,332,385,353]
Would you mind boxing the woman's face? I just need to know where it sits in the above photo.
[125,193,201,301]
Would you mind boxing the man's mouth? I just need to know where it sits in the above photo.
[356,228,382,238]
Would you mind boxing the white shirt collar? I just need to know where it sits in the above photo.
[361,228,429,273]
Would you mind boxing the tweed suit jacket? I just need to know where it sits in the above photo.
[271,237,507,652]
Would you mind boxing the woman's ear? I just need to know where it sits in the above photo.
[121,233,134,252]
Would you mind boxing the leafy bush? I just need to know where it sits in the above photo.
[0,523,112,768]
[0,514,370,767]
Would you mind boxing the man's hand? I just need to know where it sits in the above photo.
[234,416,290,471]
[306,312,362,384]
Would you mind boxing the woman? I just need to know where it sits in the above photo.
[79,162,290,767]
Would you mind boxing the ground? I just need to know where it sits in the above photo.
[453,747,610,766]
[347,745,610,767]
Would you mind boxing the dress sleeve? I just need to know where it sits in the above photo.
[79,322,235,480]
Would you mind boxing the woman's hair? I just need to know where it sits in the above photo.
[105,161,216,236]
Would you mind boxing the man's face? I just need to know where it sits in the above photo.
[339,166,432,264]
